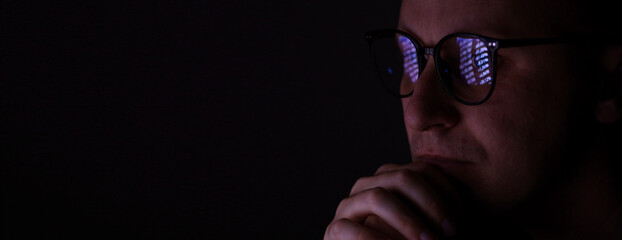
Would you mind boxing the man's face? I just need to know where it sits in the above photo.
[399,0,592,213]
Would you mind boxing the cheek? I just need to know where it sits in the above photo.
[467,104,558,165]
[459,105,563,209]
[460,69,578,207]
[480,47,580,163]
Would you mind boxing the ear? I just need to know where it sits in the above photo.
[595,46,622,124]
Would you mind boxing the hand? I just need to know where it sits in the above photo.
[324,162,462,240]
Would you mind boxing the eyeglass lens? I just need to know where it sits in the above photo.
[371,32,494,104]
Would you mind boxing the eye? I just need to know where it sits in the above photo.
[495,54,512,72]
[493,53,522,85]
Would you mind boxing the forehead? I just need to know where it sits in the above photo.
[398,0,579,45]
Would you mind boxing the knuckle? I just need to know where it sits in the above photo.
[392,169,424,185]
[408,161,430,172]
[362,214,380,226]
[418,162,443,175]
[377,163,398,172]
[364,187,389,205]
[426,199,446,221]
[394,217,422,239]
[393,169,415,181]
[335,196,352,215]
[350,176,371,195]
[326,219,349,237]
[326,219,372,240]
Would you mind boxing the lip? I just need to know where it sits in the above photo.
[417,155,474,169]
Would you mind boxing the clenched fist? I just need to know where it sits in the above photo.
[324,162,462,240]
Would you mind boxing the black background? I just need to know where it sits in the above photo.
[2,1,410,239]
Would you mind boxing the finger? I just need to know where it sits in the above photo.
[402,163,462,206]
[363,215,407,240]
[325,218,390,240]
[375,162,462,214]
[350,170,453,237]
[336,187,438,240]
[375,163,403,175]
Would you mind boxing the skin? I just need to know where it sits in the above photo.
[326,0,622,239]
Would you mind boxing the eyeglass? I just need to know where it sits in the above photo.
[365,29,568,105]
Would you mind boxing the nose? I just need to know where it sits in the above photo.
[402,55,460,132]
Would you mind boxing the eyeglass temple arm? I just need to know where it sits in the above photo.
[497,37,568,48]
[498,35,622,48]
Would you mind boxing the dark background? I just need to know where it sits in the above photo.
[2,1,410,239]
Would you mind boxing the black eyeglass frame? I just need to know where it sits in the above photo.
[365,29,569,105]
